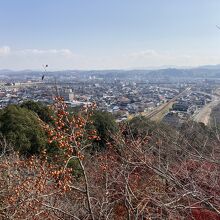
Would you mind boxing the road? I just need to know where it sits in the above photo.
[193,96,220,126]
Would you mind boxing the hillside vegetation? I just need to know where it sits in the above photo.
[210,103,220,128]
[0,99,219,219]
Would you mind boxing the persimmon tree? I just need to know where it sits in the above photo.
[0,97,99,219]
[44,96,100,219]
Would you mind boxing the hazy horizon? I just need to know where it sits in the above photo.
[1,63,219,72]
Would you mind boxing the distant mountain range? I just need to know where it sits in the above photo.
[1,64,220,79]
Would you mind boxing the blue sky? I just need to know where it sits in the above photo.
[0,0,220,70]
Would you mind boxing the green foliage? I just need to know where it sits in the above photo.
[127,116,173,137]
[0,105,47,156]
[67,158,83,178]
[91,110,118,150]
[20,100,53,123]
[127,116,156,137]
[128,116,217,158]
[20,101,63,157]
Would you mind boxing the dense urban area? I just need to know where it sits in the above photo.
[1,67,220,127]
